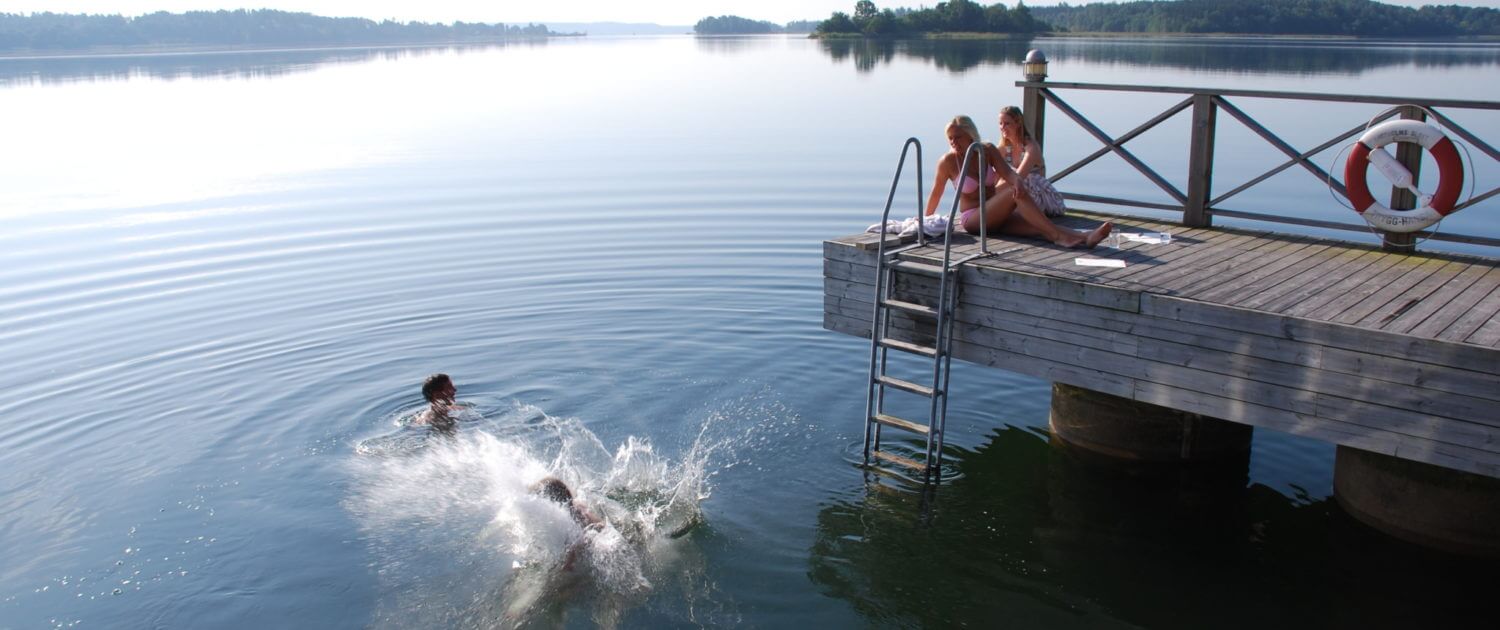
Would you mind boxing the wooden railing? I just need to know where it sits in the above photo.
[1018,79,1500,252]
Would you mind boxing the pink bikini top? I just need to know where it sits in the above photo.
[954,165,1000,194]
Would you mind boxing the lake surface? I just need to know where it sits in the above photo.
[2,35,1496,628]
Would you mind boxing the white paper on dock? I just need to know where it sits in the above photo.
[1122,232,1171,244]
[1075,257,1126,268]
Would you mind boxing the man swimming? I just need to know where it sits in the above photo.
[414,373,460,432]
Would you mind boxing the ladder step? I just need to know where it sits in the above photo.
[879,337,937,358]
[881,298,939,318]
[888,259,947,278]
[871,413,930,435]
[875,375,939,398]
[884,242,926,256]
[879,337,938,358]
[872,450,926,472]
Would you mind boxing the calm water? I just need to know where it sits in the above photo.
[2,36,1496,629]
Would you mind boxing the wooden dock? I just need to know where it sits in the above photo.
[824,211,1500,479]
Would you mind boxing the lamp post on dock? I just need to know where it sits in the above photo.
[1023,48,1048,82]
[1021,49,1048,151]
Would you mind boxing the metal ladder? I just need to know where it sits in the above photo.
[863,139,997,484]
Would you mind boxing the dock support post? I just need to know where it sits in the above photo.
[1043,424,1249,554]
[1047,384,1251,463]
[1380,105,1425,253]
[1334,446,1500,558]
[1183,94,1217,228]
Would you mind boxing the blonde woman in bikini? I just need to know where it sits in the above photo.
[980,106,1111,248]
[925,115,1006,231]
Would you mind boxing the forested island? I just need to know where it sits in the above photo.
[0,9,563,52]
[816,1,1049,36]
[693,15,818,35]
[1033,0,1500,36]
[812,0,1500,37]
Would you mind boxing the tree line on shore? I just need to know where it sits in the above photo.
[0,10,561,51]
[693,15,819,34]
[1031,0,1500,37]
[817,1,1050,36]
[800,0,1499,37]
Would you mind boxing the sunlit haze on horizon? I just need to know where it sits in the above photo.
[1,0,1495,26]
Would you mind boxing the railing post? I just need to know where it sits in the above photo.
[1184,93,1217,228]
[1023,87,1046,150]
[1022,50,1048,150]
[1382,105,1425,253]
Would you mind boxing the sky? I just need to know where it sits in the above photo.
[0,1,1495,26]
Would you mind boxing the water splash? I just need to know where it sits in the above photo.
[345,404,717,628]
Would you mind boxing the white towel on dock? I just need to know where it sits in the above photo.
[865,216,950,239]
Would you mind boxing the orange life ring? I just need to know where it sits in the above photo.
[1344,119,1464,233]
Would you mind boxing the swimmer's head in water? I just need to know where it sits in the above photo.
[421,373,455,404]
[533,477,573,506]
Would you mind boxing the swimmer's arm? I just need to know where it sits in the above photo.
[412,406,461,426]
[562,539,585,571]
[573,501,604,530]
[432,399,470,413]
[424,398,471,416]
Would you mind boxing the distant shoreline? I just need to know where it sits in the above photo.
[809,31,1500,42]
[0,9,578,58]
[1041,31,1500,41]
[6,31,1494,60]
[0,38,570,61]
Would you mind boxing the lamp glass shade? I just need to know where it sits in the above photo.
[1023,60,1048,81]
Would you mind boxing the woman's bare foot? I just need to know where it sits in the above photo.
[1084,222,1113,249]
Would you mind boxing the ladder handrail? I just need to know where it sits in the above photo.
[865,138,924,463]
[917,141,987,482]
[874,137,926,251]
[865,139,999,483]
[935,142,997,480]
[944,141,990,256]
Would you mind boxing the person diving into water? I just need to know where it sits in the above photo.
[533,477,603,529]
[531,476,604,571]
[499,477,608,625]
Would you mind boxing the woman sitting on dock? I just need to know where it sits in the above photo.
[983,106,1111,248]
[925,115,1003,230]
[926,110,1110,248]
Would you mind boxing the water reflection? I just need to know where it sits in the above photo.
[819,37,1036,73]
[809,425,1491,628]
[817,35,1500,75]
[0,41,547,86]
[1044,37,1500,76]
[692,35,769,56]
